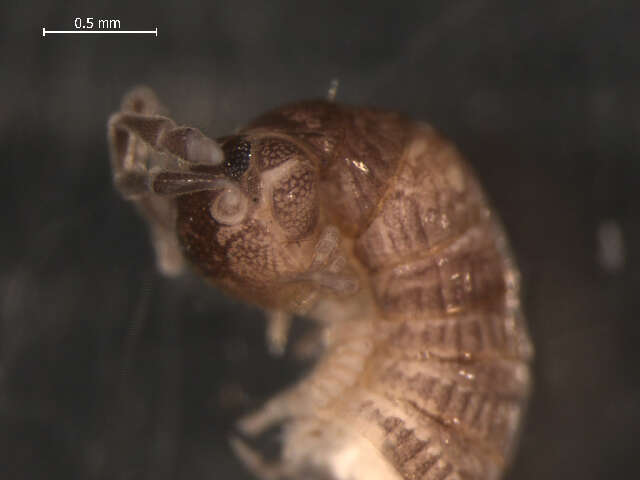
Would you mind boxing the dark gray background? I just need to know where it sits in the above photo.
[1,1,638,479]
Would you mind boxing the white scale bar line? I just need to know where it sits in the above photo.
[43,28,158,36]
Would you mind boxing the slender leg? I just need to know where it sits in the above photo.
[266,311,293,356]
[239,323,373,437]
[303,226,360,296]
[230,437,291,480]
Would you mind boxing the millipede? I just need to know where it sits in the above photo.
[108,86,533,480]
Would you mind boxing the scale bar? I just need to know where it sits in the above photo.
[43,28,158,37]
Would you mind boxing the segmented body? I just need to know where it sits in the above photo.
[109,89,532,480]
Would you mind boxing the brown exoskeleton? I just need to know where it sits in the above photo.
[108,86,533,480]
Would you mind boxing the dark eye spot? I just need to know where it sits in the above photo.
[222,138,251,179]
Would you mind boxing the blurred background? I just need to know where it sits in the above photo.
[1,1,638,479]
